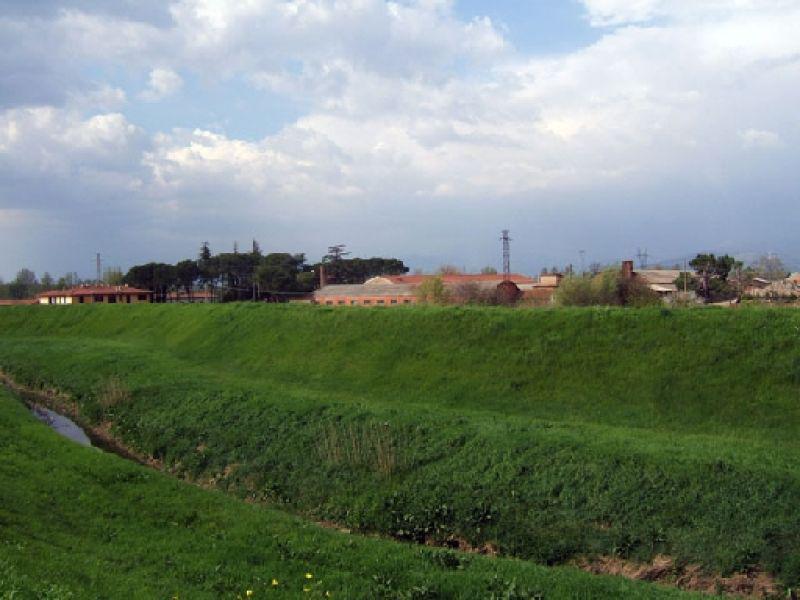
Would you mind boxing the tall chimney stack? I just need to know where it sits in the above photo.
[319,264,327,288]
[621,260,634,279]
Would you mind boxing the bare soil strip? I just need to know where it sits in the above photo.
[578,556,781,599]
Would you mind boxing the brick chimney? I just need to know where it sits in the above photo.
[319,264,327,288]
[621,260,634,279]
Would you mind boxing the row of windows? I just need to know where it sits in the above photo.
[324,298,412,306]
[49,295,150,304]
[98,295,148,303]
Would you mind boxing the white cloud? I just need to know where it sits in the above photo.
[0,107,145,200]
[4,1,800,200]
[140,67,183,102]
[739,128,783,149]
[5,2,800,206]
[581,0,799,27]
[67,84,127,111]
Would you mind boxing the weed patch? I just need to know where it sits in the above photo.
[318,419,401,476]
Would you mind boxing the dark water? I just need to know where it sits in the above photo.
[31,406,91,446]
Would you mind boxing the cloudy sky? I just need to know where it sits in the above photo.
[1,0,799,280]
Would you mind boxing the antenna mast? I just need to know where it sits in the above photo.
[636,247,649,269]
[501,230,511,278]
[96,253,102,284]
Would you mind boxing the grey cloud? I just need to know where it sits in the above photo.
[2,1,800,279]
[0,19,74,108]
[0,0,172,26]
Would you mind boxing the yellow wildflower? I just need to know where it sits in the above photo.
[305,573,314,580]
[303,585,311,593]
[271,579,279,587]
[246,591,253,597]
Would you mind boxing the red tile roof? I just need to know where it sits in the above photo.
[384,273,536,285]
[37,285,152,298]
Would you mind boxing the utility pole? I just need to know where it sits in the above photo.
[501,230,511,279]
[683,259,688,294]
[636,248,649,269]
[96,253,102,285]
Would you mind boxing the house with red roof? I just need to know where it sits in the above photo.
[312,272,561,306]
[37,285,152,305]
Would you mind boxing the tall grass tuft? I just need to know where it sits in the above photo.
[318,420,399,476]
[96,376,131,410]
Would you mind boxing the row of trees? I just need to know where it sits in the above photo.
[0,269,83,300]
[554,253,793,306]
[122,242,409,302]
[2,248,791,304]
[679,253,791,302]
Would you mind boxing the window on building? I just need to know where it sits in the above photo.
[363,300,372,305]
[108,295,117,304]
[325,301,333,305]
[403,299,411,304]
[390,299,398,304]
[137,294,147,301]
[126,295,132,304]
[94,295,103,303]
[79,296,84,304]
[377,300,385,304]
[350,300,357,305]
[337,300,345,305]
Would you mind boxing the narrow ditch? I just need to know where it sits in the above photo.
[0,370,784,599]
[1,371,160,468]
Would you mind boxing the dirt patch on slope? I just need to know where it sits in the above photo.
[425,535,500,557]
[578,555,782,598]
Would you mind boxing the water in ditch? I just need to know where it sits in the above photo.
[31,405,91,446]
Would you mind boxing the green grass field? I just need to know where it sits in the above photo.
[1,303,798,593]
[0,389,705,598]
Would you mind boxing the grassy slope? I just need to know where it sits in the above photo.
[0,304,799,585]
[0,390,703,599]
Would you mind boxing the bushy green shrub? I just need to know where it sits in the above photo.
[555,269,660,307]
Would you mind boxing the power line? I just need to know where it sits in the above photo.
[636,248,649,269]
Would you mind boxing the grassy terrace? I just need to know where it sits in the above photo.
[0,304,799,590]
[1,391,705,598]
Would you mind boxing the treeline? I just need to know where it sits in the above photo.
[1,243,408,302]
[556,253,794,306]
[122,242,409,302]
[0,269,81,300]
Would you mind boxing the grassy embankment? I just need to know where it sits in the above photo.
[0,304,799,589]
[0,389,708,598]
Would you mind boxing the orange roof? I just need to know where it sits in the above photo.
[37,285,152,298]
[384,273,536,285]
